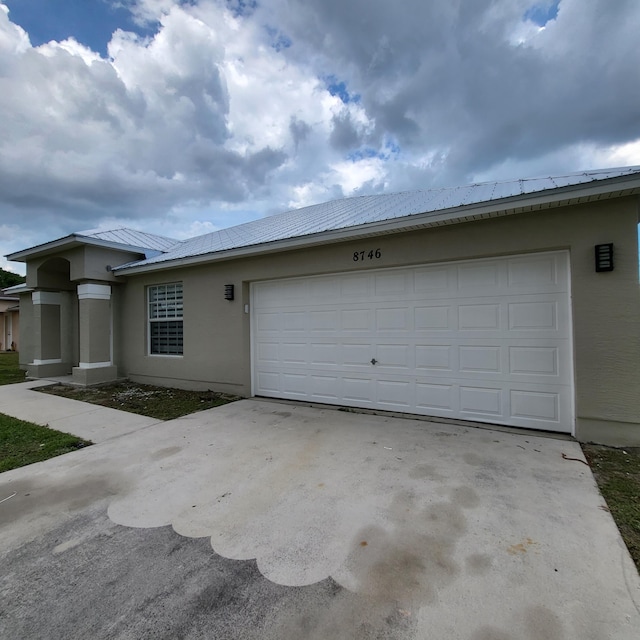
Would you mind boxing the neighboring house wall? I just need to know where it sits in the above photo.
[18,293,33,369]
[115,197,640,445]
[0,299,19,351]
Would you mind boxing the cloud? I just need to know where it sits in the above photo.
[1,0,640,269]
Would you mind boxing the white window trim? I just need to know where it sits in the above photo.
[147,283,184,356]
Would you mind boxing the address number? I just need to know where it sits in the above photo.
[353,249,382,262]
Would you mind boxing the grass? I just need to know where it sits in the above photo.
[39,380,241,421]
[582,444,640,569]
[0,352,26,385]
[0,413,91,473]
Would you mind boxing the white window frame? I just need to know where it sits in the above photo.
[147,283,184,356]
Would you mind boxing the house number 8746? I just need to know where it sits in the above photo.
[353,249,382,262]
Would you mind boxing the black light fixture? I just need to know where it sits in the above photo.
[595,244,614,272]
[224,284,235,300]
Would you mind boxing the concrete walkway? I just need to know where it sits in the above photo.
[1,381,639,639]
[0,380,161,442]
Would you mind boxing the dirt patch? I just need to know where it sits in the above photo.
[38,381,241,421]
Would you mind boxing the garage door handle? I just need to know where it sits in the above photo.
[370,358,378,365]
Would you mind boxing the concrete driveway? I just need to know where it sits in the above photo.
[1,384,639,639]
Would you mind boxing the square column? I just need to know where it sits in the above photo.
[72,284,118,385]
[27,291,70,377]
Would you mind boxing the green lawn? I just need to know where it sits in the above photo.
[582,444,640,570]
[0,352,91,472]
[0,413,91,473]
[0,352,26,385]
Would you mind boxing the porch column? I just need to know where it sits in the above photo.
[72,284,118,385]
[27,291,70,377]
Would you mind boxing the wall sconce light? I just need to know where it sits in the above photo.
[594,244,614,272]
[224,284,234,300]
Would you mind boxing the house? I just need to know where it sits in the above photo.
[0,291,20,351]
[6,167,640,446]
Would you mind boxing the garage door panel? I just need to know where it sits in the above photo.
[413,268,451,293]
[376,344,412,369]
[342,377,374,403]
[309,310,339,331]
[507,255,559,287]
[256,311,281,333]
[257,371,280,393]
[509,346,559,376]
[281,372,308,395]
[252,251,573,433]
[341,275,370,298]
[415,345,453,371]
[280,342,307,363]
[458,304,500,330]
[416,382,456,412]
[414,305,451,330]
[510,389,559,422]
[310,343,340,365]
[375,271,409,295]
[341,343,372,366]
[309,277,340,299]
[459,346,502,373]
[376,379,413,408]
[508,301,558,330]
[310,375,340,400]
[257,342,279,363]
[376,307,409,331]
[341,309,372,331]
[459,386,504,416]
[457,263,501,290]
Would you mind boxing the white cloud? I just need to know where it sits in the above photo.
[1,0,640,268]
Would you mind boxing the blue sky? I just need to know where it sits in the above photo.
[3,0,154,55]
[1,0,639,274]
[525,1,560,26]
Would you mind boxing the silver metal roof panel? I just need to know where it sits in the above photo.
[107,166,640,272]
[77,228,181,252]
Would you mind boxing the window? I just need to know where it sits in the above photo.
[148,283,183,355]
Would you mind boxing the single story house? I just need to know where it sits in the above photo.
[6,167,640,446]
[0,292,20,351]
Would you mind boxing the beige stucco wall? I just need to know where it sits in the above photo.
[26,246,144,289]
[115,197,640,444]
[78,297,112,364]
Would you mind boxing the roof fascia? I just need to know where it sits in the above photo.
[115,176,640,276]
[2,283,32,295]
[6,234,164,262]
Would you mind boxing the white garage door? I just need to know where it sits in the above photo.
[251,251,574,432]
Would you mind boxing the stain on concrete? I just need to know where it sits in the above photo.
[339,484,480,618]
[150,446,182,461]
[471,627,514,640]
[507,538,538,555]
[465,553,493,576]
[524,605,565,640]
[450,486,480,508]
[470,605,564,640]
[0,476,123,527]
[463,452,484,466]
[408,463,444,481]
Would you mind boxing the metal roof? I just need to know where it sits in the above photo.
[7,226,182,262]
[76,228,181,252]
[115,166,640,273]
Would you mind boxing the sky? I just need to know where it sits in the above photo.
[1,0,640,275]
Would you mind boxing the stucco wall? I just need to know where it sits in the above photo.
[18,293,33,369]
[115,197,640,445]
